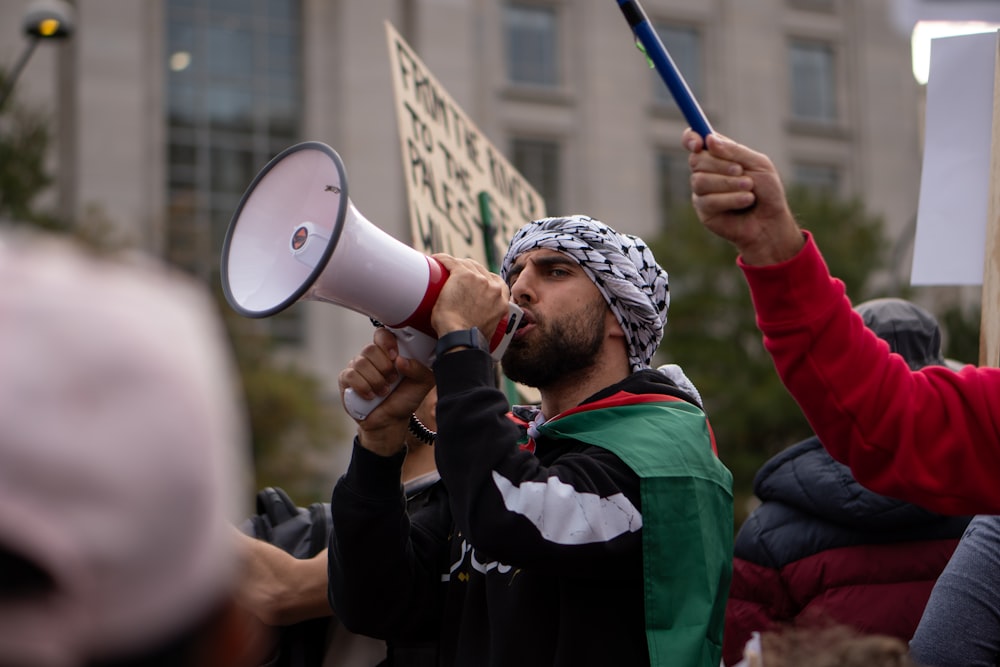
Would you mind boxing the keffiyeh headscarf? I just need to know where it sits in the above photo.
[500,215,670,372]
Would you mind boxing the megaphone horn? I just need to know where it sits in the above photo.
[221,141,522,420]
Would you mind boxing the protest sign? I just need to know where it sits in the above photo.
[386,21,546,270]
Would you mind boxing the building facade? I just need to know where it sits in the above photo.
[0,0,947,461]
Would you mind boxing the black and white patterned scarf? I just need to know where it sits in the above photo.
[501,215,670,372]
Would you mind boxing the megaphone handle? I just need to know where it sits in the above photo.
[343,326,437,421]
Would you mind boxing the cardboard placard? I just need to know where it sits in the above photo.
[386,21,547,270]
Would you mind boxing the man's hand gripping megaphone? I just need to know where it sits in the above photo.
[339,253,523,425]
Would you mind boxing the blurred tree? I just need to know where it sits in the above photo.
[651,185,890,524]
[0,68,339,502]
[939,303,981,367]
[222,311,343,502]
[0,68,62,230]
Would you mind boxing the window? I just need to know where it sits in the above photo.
[505,3,558,87]
[166,0,303,340]
[652,23,703,108]
[789,39,837,123]
[511,138,561,214]
[793,162,841,195]
[657,150,691,221]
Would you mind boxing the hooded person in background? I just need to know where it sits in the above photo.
[330,215,733,666]
[723,298,972,666]
[0,230,268,667]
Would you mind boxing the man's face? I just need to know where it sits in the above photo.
[501,249,611,389]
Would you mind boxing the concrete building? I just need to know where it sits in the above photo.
[0,0,974,468]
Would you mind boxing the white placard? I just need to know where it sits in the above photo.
[911,31,998,285]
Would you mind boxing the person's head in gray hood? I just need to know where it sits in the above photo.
[853,297,946,370]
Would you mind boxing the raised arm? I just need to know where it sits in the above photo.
[683,128,1000,514]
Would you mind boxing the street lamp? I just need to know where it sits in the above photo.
[0,0,75,111]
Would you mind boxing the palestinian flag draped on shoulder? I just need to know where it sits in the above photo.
[537,391,733,667]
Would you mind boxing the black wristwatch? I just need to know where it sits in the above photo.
[432,327,489,363]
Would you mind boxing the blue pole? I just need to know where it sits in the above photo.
[615,0,713,138]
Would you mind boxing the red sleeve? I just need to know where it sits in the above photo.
[740,232,1000,515]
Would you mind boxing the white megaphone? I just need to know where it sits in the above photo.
[221,141,523,420]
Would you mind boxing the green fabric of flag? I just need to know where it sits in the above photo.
[538,396,733,667]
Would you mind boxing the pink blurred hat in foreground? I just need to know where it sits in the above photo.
[0,231,251,666]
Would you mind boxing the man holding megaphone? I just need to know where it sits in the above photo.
[329,215,733,667]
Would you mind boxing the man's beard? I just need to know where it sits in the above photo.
[501,297,608,390]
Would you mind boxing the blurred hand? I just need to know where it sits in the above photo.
[233,529,332,626]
